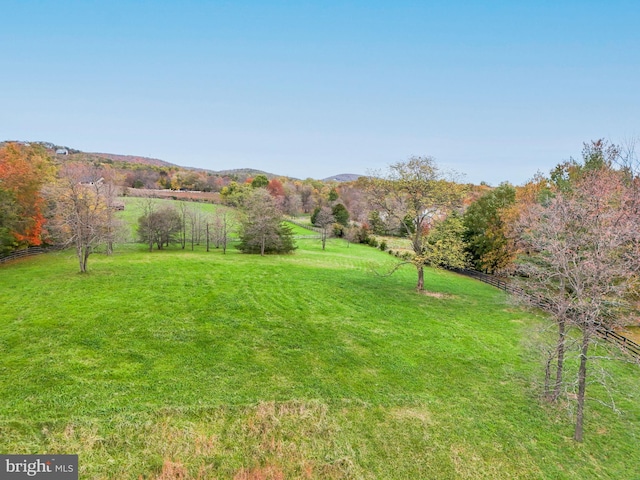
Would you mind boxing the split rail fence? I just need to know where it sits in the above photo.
[449,267,640,360]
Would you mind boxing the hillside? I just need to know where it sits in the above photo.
[90,152,178,168]
[1,140,363,183]
[322,173,362,182]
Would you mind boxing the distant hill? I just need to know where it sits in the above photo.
[322,173,363,182]
[2,140,315,180]
[90,153,178,168]
[212,168,280,179]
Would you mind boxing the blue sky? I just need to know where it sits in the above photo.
[2,1,638,185]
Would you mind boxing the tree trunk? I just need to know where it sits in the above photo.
[544,353,553,400]
[416,265,424,291]
[206,223,210,252]
[83,246,90,272]
[553,317,566,401]
[574,330,590,442]
[222,226,227,254]
[261,234,265,256]
[77,244,85,273]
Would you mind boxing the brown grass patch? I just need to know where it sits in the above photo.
[419,290,455,299]
[233,465,285,480]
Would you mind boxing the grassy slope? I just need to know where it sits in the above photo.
[0,201,638,479]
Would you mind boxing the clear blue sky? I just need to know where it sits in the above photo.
[2,0,638,185]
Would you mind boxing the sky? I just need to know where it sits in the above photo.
[2,0,639,185]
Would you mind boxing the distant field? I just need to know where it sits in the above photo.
[117,197,229,243]
[124,188,221,203]
[0,199,639,479]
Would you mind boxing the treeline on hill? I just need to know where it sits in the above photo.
[2,139,638,276]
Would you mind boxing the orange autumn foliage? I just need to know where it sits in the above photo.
[0,143,54,245]
[267,178,285,198]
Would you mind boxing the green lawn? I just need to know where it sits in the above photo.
[0,202,638,479]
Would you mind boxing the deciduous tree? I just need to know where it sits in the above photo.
[313,206,335,250]
[237,189,296,255]
[515,162,640,442]
[137,201,182,251]
[365,156,465,290]
[52,163,119,272]
[463,183,516,273]
[208,208,234,254]
[0,142,54,248]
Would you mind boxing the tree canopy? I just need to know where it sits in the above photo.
[365,156,466,290]
[237,189,296,255]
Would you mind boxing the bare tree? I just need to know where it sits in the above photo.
[364,156,465,290]
[178,202,189,249]
[100,166,124,255]
[314,206,335,250]
[515,165,640,441]
[209,208,234,254]
[52,163,119,272]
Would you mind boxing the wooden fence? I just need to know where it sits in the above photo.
[0,246,63,265]
[285,218,324,234]
[450,267,640,360]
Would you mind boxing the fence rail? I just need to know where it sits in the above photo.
[450,267,640,360]
[285,218,324,234]
[0,246,63,265]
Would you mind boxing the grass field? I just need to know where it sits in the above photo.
[0,199,639,479]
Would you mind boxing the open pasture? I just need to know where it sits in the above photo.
[0,200,638,478]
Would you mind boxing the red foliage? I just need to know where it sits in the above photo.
[267,178,285,198]
[0,143,53,245]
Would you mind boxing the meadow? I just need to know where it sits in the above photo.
[0,199,638,479]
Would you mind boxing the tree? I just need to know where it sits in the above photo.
[100,166,123,255]
[251,174,269,189]
[313,206,335,250]
[138,204,182,251]
[237,189,296,255]
[0,142,54,248]
[208,208,234,254]
[51,163,118,273]
[0,188,18,254]
[365,156,466,290]
[220,181,251,206]
[463,183,516,273]
[267,178,285,198]
[514,163,640,442]
[310,206,321,226]
[423,212,468,269]
[331,203,350,226]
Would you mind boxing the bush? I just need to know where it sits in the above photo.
[310,206,321,226]
[355,225,371,244]
[379,240,387,251]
